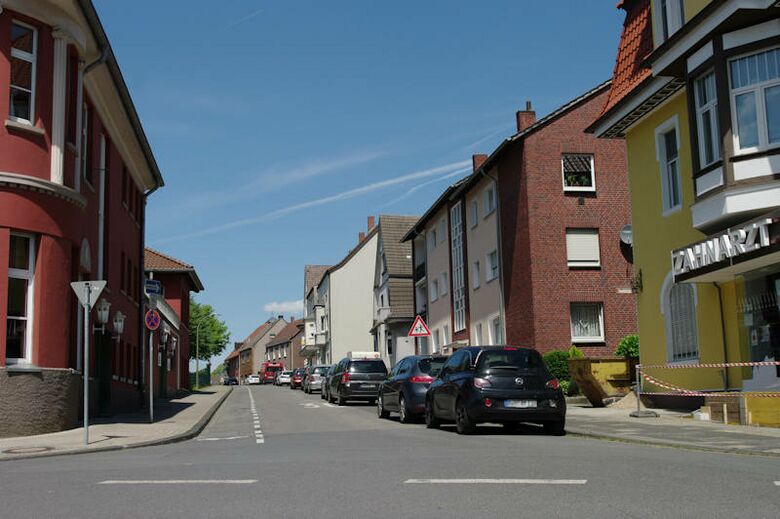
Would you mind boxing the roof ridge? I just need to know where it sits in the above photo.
[145,247,194,270]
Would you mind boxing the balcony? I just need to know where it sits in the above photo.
[414,262,426,282]
[301,331,327,357]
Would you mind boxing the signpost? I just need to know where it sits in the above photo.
[408,315,431,337]
[145,307,161,423]
[144,279,162,297]
[70,280,107,446]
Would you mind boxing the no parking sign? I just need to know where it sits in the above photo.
[145,309,161,331]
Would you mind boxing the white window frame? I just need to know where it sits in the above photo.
[561,154,596,193]
[6,232,36,364]
[488,314,503,345]
[566,228,601,268]
[9,21,37,125]
[443,324,450,346]
[430,278,439,302]
[440,272,449,296]
[450,201,466,332]
[472,260,481,289]
[729,46,780,154]
[438,218,447,244]
[486,250,499,282]
[653,0,684,45]
[570,302,605,343]
[694,71,721,167]
[655,116,682,216]
[433,329,440,353]
[427,228,437,251]
[482,182,497,217]
[473,322,483,346]
[469,199,478,228]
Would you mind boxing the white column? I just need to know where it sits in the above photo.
[50,29,69,186]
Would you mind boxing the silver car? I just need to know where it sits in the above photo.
[303,365,330,394]
[275,370,293,386]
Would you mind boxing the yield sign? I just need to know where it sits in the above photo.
[408,315,431,337]
[70,280,106,310]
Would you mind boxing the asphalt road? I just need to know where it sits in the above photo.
[2,385,779,518]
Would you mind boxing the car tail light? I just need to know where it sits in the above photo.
[473,377,492,389]
[546,379,560,390]
[503,347,517,351]
[341,373,350,384]
[409,375,434,384]
[484,398,493,408]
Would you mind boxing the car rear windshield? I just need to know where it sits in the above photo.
[349,361,387,374]
[418,357,446,376]
[313,367,328,374]
[475,348,543,371]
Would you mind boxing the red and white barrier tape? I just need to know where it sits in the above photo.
[640,372,780,398]
[639,360,780,370]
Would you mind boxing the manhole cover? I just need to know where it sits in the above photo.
[3,446,54,455]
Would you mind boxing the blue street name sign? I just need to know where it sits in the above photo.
[144,279,162,296]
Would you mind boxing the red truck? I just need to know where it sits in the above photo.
[259,361,284,384]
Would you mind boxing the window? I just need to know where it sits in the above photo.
[561,154,595,192]
[666,283,699,362]
[430,278,439,301]
[440,272,449,295]
[472,260,481,289]
[489,315,503,344]
[427,228,437,251]
[694,72,721,167]
[656,119,681,213]
[570,303,605,343]
[9,22,37,124]
[566,229,601,268]
[7,234,35,363]
[729,47,780,152]
[432,329,440,353]
[483,182,497,217]
[438,218,446,244]
[443,325,450,346]
[450,202,465,331]
[469,200,478,228]
[655,0,684,42]
[486,250,499,281]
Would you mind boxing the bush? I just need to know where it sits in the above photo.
[559,379,580,396]
[568,345,585,358]
[615,334,640,358]
[543,350,570,382]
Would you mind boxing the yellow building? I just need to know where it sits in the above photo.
[589,0,780,422]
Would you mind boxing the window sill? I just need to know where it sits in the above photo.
[4,364,42,373]
[486,276,498,284]
[5,119,46,137]
[571,338,606,344]
[483,208,496,219]
[563,187,596,194]
[730,145,780,163]
[661,205,682,218]
[568,264,601,270]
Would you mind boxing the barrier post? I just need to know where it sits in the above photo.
[630,363,658,418]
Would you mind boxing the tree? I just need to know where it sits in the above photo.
[189,297,230,361]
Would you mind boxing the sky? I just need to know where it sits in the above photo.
[94,0,625,368]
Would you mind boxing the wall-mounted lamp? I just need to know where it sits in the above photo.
[93,298,111,333]
[160,324,171,345]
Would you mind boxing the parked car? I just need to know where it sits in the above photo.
[303,365,330,394]
[290,368,306,390]
[327,356,387,405]
[246,374,261,385]
[377,355,447,423]
[275,370,293,386]
[223,376,238,385]
[425,346,566,435]
[321,365,336,400]
[259,361,285,385]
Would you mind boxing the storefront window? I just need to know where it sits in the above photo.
[737,264,780,379]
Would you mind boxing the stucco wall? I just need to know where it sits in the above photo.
[425,206,452,352]
[0,368,80,437]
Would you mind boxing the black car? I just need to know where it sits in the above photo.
[327,357,387,405]
[320,365,336,400]
[425,346,566,435]
[223,376,238,385]
[377,355,447,423]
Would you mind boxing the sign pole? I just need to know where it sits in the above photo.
[149,329,154,423]
[83,289,90,446]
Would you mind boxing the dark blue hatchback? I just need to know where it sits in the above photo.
[377,355,448,423]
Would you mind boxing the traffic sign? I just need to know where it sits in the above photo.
[408,315,431,337]
[145,309,161,331]
[144,279,162,296]
[70,280,106,310]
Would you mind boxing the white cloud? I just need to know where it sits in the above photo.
[224,7,265,30]
[263,300,303,316]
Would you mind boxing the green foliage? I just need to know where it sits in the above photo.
[615,334,640,358]
[189,297,230,361]
[559,380,580,396]
[568,345,585,358]
[543,350,570,382]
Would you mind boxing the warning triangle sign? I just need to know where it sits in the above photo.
[408,315,431,337]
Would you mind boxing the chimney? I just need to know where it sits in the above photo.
[367,215,375,231]
[472,154,488,172]
[516,100,536,132]
[359,231,366,243]
[277,314,283,320]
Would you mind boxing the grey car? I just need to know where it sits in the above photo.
[303,365,330,394]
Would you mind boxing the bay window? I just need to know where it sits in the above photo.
[9,22,37,124]
[694,72,720,167]
[729,47,780,152]
[7,234,36,363]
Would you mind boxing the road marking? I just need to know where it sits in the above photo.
[299,402,320,408]
[256,439,264,444]
[774,481,780,486]
[403,479,587,485]
[246,388,265,446]
[323,403,336,408]
[99,480,257,485]
[196,436,249,441]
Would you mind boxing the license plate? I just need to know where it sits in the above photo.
[505,399,536,408]
[361,384,376,389]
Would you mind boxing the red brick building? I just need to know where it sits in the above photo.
[0,1,163,436]
[266,319,306,371]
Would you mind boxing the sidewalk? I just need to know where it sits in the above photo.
[566,398,780,457]
[0,385,232,462]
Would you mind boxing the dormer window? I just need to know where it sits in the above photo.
[655,0,684,43]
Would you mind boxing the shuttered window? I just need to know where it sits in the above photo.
[668,283,698,362]
[566,229,600,267]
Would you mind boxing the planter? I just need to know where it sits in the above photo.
[568,357,638,408]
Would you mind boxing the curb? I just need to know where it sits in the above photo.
[566,426,780,458]
[0,386,233,462]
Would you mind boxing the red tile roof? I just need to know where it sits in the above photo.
[144,248,204,292]
[266,319,304,348]
[598,0,653,118]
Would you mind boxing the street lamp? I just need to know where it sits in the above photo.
[93,298,111,333]
[112,311,126,338]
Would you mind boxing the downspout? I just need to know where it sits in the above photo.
[477,167,507,343]
[715,282,730,389]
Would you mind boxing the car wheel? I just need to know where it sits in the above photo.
[543,420,566,436]
[377,396,390,419]
[425,399,440,429]
[398,395,412,424]
[455,400,476,435]
[337,392,346,406]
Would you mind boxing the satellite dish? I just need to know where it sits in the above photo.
[620,224,633,246]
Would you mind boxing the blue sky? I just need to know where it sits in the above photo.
[94,1,624,367]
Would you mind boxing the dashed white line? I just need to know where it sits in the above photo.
[196,436,248,442]
[774,481,780,486]
[403,479,588,485]
[247,388,264,446]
